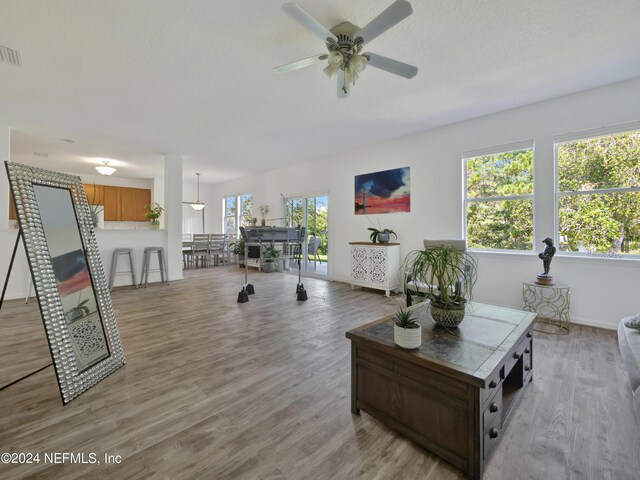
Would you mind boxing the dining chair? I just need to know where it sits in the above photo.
[209,234,226,266]
[189,233,211,268]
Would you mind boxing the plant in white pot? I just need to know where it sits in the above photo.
[393,308,422,349]
[261,244,281,273]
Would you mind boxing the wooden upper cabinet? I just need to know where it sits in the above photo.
[135,188,151,221]
[103,186,122,221]
[84,184,104,205]
[8,183,151,222]
[120,187,137,221]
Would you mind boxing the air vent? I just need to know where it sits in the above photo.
[33,152,48,158]
[0,44,22,66]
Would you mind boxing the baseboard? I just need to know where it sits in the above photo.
[569,315,617,331]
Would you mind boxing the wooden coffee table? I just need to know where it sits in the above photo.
[346,302,536,479]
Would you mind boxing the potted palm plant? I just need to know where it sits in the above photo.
[404,244,478,327]
[261,244,281,273]
[393,308,422,349]
[144,203,164,229]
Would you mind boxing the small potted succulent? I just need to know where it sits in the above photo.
[368,227,397,244]
[393,308,422,349]
[261,244,281,273]
[144,203,164,229]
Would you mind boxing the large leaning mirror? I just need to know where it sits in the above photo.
[5,162,125,404]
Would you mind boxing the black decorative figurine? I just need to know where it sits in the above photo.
[536,237,556,285]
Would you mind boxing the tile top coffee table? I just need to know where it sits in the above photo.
[346,302,536,479]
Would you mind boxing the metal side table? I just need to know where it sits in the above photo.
[522,281,570,334]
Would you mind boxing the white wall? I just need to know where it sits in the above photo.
[204,77,640,330]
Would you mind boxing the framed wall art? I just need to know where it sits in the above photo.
[354,166,410,215]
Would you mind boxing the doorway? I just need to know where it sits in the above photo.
[284,194,329,278]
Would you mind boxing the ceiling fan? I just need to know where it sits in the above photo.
[274,0,418,98]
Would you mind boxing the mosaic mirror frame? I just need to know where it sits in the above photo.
[5,162,125,404]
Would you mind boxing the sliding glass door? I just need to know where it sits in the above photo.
[284,194,329,278]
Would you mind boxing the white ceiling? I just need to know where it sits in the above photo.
[1,0,640,183]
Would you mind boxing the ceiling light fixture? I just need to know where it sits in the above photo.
[191,173,205,211]
[95,160,116,176]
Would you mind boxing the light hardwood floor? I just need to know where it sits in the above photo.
[0,266,638,479]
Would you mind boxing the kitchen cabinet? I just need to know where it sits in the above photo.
[103,186,122,221]
[8,184,151,222]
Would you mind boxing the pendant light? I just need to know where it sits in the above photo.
[191,173,205,211]
[95,160,116,175]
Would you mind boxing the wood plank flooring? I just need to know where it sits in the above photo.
[0,266,638,479]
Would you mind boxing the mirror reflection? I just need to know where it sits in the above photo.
[33,185,110,372]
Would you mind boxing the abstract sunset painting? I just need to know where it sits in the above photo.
[354,167,410,214]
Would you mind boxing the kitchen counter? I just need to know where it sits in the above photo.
[96,229,168,287]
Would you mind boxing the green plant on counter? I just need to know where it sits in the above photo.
[144,203,164,221]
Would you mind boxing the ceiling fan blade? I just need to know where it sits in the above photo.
[364,53,418,78]
[274,54,328,74]
[282,3,338,42]
[355,0,413,45]
[337,68,350,98]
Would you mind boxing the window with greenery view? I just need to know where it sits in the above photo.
[465,147,534,250]
[223,194,253,236]
[557,129,640,254]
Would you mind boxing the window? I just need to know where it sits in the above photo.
[223,194,253,235]
[464,145,534,250]
[556,129,640,255]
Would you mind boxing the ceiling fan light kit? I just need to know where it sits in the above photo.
[275,0,418,98]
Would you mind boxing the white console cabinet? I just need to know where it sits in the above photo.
[349,242,401,297]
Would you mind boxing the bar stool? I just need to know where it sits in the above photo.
[109,248,138,291]
[140,246,169,287]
